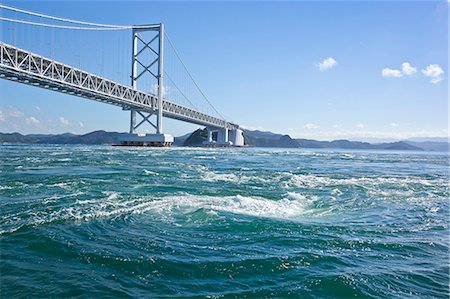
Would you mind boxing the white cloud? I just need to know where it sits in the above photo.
[0,107,25,122]
[389,122,399,127]
[317,57,338,71]
[382,68,403,78]
[7,107,23,118]
[401,62,417,75]
[422,64,444,84]
[382,62,416,78]
[26,116,40,125]
[356,123,364,129]
[303,123,319,130]
[79,122,84,128]
[288,129,448,141]
[35,106,41,111]
[59,117,70,126]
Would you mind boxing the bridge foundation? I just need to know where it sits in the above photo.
[229,128,244,146]
[202,127,244,147]
[117,133,173,147]
[206,127,213,143]
[217,128,230,145]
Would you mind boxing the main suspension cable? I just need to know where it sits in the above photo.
[0,5,154,30]
[164,71,200,111]
[0,4,129,28]
[165,31,226,120]
[0,17,129,30]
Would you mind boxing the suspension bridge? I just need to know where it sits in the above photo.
[0,5,244,146]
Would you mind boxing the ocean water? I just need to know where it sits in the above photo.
[0,145,448,298]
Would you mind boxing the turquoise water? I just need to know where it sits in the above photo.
[1,145,449,298]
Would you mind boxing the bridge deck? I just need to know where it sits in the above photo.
[0,42,238,130]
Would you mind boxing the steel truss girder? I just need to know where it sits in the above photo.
[0,42,239,130]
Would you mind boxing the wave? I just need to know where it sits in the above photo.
[0,192,320,235]
[180,164,446,194]
[142,169,159,175]
[187,164,273,184]
[282,173,446,191]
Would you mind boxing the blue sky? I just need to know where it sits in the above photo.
[0,1,448,141]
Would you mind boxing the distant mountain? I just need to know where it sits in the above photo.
[0,133,36,143]
[373,141,422,151]
[182,129,426,151]
[182,128,219,146]
[406,137,449,142]
[183,128,208,146]
[173,132,191,146]
[243,130,298,148]
[295,138,423,151]
[0,131,128,145]
[404,141,449,152]
[1,130,448,152]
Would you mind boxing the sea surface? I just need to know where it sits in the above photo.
[0,145,449,298]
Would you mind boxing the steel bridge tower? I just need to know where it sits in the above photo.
[122,23,173,146]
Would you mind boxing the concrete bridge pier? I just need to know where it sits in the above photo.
[207,127,213,143]
[203,127,244,147]
[229,128,244,146]
[217,128,230,145]
[117,108,173,147]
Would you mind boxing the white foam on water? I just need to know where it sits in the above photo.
[331,188,343,196]
[48,152,71,156]
[75,198,98,205]
[190,164,274,184]
[57,158,72,162]
[48,182,72,190]
[142,169,159,175]
[121,192,317,221]
[0,192,319,235]
[0,185,14,190]
[203,172,240,183]
[282,173,443,190]
[186,165,240,183]
[102,191,120,201]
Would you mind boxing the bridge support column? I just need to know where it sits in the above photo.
[202,127,216,146]
[157,23,164,134]
[202,127,243,147]
[229,129,244,146]
[217,128,230,145]
[207,127,213,143]
[130,110,136,134]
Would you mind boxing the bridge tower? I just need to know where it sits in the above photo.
[120,23,173,147]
